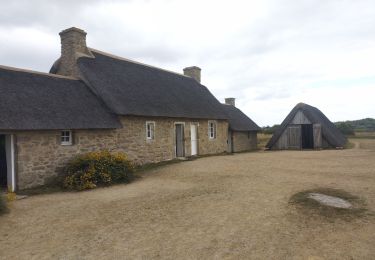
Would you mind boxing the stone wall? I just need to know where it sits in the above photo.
[15,116,228,189]
[232,131,258,152]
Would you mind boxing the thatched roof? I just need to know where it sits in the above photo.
[266,103,347,148]
[0,66,121,130]
[221,104,260,131]
[76,49,227,119]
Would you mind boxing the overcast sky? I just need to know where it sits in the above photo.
[1,0,374,126]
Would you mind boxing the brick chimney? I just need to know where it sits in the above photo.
[183,66,201,83]
[225,98,235,107]
[57,27,93,77]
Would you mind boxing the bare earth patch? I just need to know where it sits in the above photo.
[0,138,375,259]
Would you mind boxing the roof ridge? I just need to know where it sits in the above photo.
[0,64,79,80]
[87,47,192,79]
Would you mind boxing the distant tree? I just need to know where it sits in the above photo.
[262,124,280,135]
[335,118,375,132]
[335,122,355,136]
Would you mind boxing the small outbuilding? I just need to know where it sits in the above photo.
[222,98,261,152]
[266,103,346,150]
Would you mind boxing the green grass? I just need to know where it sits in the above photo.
[289,188,368,221]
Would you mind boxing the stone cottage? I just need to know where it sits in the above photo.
[222,98,260,152]
[0,27,259,191]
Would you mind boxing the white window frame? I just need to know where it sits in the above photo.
[61,130,72,145]
[208,121,217,139]
[146,121,155,140]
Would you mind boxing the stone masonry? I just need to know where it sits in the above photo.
[57,27,94,78]
[183,66,201,83]
[16,116,228,189]
[232,131,257,152]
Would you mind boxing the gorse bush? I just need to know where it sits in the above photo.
[0,194,7,215]
[63,151,134,190]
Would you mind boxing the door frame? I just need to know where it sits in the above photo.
[174,122,185,158]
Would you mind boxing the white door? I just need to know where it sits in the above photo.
[190,125,198,156]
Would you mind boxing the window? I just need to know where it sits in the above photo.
[208,121,216,139]
[146,122,155,140]
[61,130,72,145]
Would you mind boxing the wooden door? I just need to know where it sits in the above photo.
[227,130,233,153]
[287,125,301,149]
[190,124,198,156]
[175,124,185,157]
[313,124,322,148]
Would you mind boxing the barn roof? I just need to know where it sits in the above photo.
[76,49,228,119]
[221,104,260,131]
[266,103,347,148]
[0,65,121,130]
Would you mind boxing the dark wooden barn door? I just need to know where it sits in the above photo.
[302,124,314,149]
[0,135,7,188]
[175,124,185,157]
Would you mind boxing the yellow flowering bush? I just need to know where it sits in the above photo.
[63,150,134,191]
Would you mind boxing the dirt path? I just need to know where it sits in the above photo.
[1,139,375,259]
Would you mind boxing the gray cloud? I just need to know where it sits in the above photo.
[1,0,375,126]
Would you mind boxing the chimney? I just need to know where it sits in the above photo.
[57,27,92,77]
[183,66,201,83]
[225,98,236,107]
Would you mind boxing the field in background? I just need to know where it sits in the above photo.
[352,131,375,139]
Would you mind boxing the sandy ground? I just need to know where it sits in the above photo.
[1,139,375,260]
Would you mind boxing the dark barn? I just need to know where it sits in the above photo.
[266,103,347,150]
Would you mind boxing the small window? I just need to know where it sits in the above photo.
[146,122,155,140]
[61,130,72,145]
[208,121,216,139]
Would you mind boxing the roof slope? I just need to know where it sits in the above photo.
[221,104,260,131]
[77,50,227,119]
[266,103,347,148]
[0,66,121,130]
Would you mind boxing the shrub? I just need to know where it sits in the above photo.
[336,122,355,136]
[0,194,8,215]
[62,150,134,191]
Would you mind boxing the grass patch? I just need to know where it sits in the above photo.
[289,188,368,221]
[257,133,272,150]
[345,141,355,149]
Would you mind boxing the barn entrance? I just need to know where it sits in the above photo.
[0,135,8,189]
[301,124,314,149]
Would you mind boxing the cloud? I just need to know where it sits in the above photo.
[0,0,374,126]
